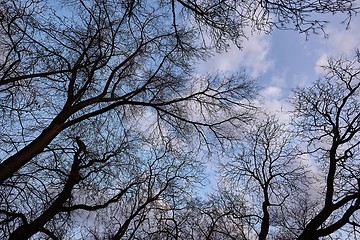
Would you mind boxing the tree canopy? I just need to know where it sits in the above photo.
[1,0,360,239]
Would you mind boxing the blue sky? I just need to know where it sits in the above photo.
[198,12,360,194]
[198,12,360,119]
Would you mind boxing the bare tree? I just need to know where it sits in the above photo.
[199,52,360,240]
[291,52,360,239]
[220,113,308,240]
[3,129,204,239]
[1,0,359,239]
[138,187,249,240]
[0,0,259,185]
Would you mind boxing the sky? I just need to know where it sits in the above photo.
[198,12,360,120]
[198,12,360,195]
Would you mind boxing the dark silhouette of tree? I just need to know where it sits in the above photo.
[291,52,360,239]
[136,187,250,240]
[219,114,308,239]
[193,55,360,238]
[0,0,359,239]
[212,53,360,239]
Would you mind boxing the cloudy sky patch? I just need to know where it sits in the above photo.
[198,31,273,77]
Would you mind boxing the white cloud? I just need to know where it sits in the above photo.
[261,86,282,98]
[314,53,329,74]
[255,73,295,123]
[314,18,360,73]
[327,25,360,54]
[198,32,273,77]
